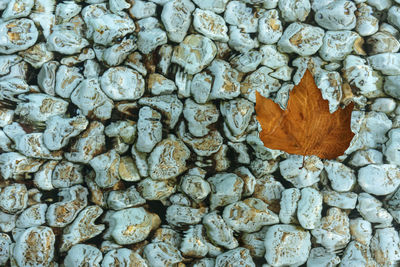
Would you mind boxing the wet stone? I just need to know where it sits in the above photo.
[171,34,217,75]
[0,183,28,214]
[184,99,219,137]
[277,22,324,57]
[215,247,255,267]
[264,224,311,266]
[89,149,120,188]
[222,198,279,233]
[297,187,323,230]
[143,242,183,267]
[208,172,244,210]
[60,205,105,252]
[136,106,162,153]
[64,244,102,267]
[203,211,238,249]
[358,164,400,196]
[148,135,190,180]
[100,67,145,101]
[102,248,147,267]
[0,19,38,54]
[12,226,55,267]
[311,207,351,251]
[108,207,160,245]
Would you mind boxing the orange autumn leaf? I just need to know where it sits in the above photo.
[255,69,354,159]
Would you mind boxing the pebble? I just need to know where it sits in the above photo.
[0,152,43,180]
[222,198,279,233]
[324,160,356,192]
[83,6,135,46]
[203,211,238,249]
[208,172,244,210]
[0,183,27,214]
[0,19,38,54]
[43,115,88,151]
[356,193,393,227]
[152,226,182,248]
[307,247,340,266]
[215,247,255,267]
[340,241,378,266]
[136,17,168,55]
[147,74,174,96]
[64,121,106,164]
[46,185,88,227]
[60,205,105,252]
[166,205,207,228]
[129,0,156,19]
[180,169,211,203]
[241,66,281,103]
[12,226,55,267]
[252,175,283,212]
[355,3,379,37]
[388,5,400,30]
[54,65,83,98]
[89,149,120,188]
[47,25,89,55]
[370,228,400,265]
[384,75,400,99]
[319,30,361,62]
[311,207,350,251]
[314,0,356,30]
[171,34,217,75]
[15,93,68,122]
[264,224,311,266]
[193,8,228,42]
[234,167,256,197]
[297,187,323,230]
[180,224,209,257]
[148,135,190,180]
[224,1,258,33]
[279,188,300,224]
[208,59,241,99]
[102,248,147,267]
[144,242,183,267]
[138,178,176,201]
[64,244,102,267]
[231,52,261,75]
[368,53,400,75]
[280,155,323,188]
[349,218,372,245]
[358,164,400,196]
[384,129,400,165]
[228,25,258,53]
[138,94,183,129]
[106,185,145,210]
[370,98,397,114]
[37,61,58,96]
[100,67,145,100]
[0,233,11,266]
[278,22,325,56]
[70,78,114,120]
[161,0,195,43]
[15,203,47,228]
[258,10,282,45]
[322,190,358,210]
[279,0,310,22]
[192,0,228,14]
[183,99,219,137]
[182,128,223,156]
[136,106,162,153]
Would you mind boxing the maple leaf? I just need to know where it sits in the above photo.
[255,69,354,159]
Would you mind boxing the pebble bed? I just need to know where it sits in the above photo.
[0,0,400,266]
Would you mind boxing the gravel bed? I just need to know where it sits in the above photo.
[0,0,400,266]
